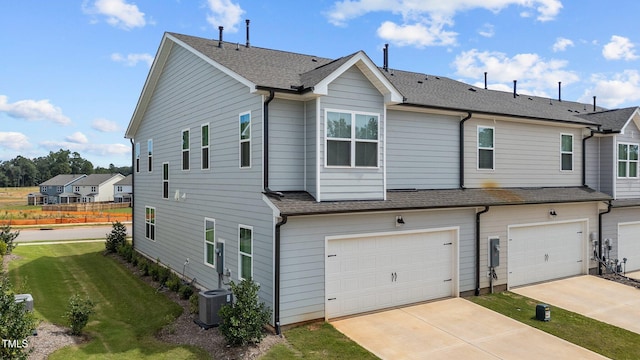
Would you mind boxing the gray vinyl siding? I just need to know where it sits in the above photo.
[616,122,640,198]
[278,209,475,325]
[305,99,318,198]
[131,44,276,313]
[464,118,583,188]
[479,202,599,289]
[269,99,305,191]
[602,207,640,263]
[318,66,385,201]
[386,110,459,189]
[585,137,601,191]
[599,136,614,196]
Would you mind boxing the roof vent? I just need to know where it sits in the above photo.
[312,58,317,62]
[513,80,517,98]
[245,19,250,48]
[218,26,224,48]
[593,96,597,111]
[558,81,562,102]
[417,80,423,84]
[484,72,488,89]
[383,44,389,72]
[468,88,476,92]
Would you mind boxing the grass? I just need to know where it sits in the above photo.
[261,322,378,359]
[8,242,209,359]
[470,291,640,360]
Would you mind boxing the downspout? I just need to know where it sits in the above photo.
[274,214,287,335]
[130,138,135,248]
[582,129,595,187]
[263,89,275,191]
[598,201,612,275]
[475,206,489,295]
[459,112,472,189]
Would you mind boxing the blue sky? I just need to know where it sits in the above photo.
[2,0,640,168]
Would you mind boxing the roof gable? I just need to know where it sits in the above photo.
[620,107,640,134]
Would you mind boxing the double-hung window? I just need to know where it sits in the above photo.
[148,139,153,172]
[326,110,379,167]
[239,226,253,280]
[239,112,251,168]
[561,134,573,171]
[145,206,155,241]
[182,129,190,170]
[201,123,210,170]
[478,126,495,170]
[135,142,140,173]
[162,162,169,199]
[204,218,215,267]
[56,186,63,193]
[618,143,639,178]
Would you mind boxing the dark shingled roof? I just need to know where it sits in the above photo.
[577,107,638,132]
[39,174,85,186]
[268,187,612,216]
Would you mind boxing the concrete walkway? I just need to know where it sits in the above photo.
[331,298,607,360]
[513,275,640,335]
[626,270,640,281]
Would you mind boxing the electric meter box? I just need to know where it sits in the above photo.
[536,304,550,321]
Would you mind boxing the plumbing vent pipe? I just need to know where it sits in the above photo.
[593,96,597,111]
[218,26,224,48]
[245,19,250,48]
[558,82,562,102]
[484,72,487,89]
[513,80,517,98]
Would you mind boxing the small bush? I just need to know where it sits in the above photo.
[0,274,37,360]
[166,273,181,292]
[0,222,19,254]
[157,266,170,285]
[0,241,7,256]
[218,279,272,346]
[105,221,127,253]
[178,284,194,300]
[137,258,150,276]
[189,292,199,314]
[65,293,95,336]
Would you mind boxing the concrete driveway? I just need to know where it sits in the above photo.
[627,270,640,281]
[513,275,640,335]
[331,298,607,360]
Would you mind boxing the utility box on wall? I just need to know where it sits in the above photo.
[536,304,550,321]
[489,237,500,267]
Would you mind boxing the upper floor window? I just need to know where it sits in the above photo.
[239,225,253,280]
[162,162,169,199]
[182,129,190,171]
[148,139,153,172]
[135,142,140,173]
[91,186,97,193]
[618,143,639,178]
[478,126,495,170]
[74,186,80,192]
[239,112,251,168]
[202,123,210,170]
[561,134,573,171]
[145,206,156,241]
[117,186,123,192]
[325,110,379,167]
[204,218,215,268]
[40,186,47,193]
[56,186,63,193]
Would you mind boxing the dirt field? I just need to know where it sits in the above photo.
[0,187,38,207]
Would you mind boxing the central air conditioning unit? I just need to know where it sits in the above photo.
[198,289,232,328]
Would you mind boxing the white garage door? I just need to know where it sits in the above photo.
[325,229,457,319]
[619,222,640,272]
[508,221,586,288]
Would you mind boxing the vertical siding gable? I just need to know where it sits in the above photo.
[268,99,305,190]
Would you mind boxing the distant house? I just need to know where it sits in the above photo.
[29,174,87,205]
[69,174,125,203]
[113,174,133,203]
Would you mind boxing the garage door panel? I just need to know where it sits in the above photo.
[326,230,456,319]
[619,223,640,272]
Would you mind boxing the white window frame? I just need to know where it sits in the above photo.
[145,206,156,241]
[90,186,97,193]
[56,186,63,193]
[182,128,190,171]
[117,186,123,192]
[204,218,216,268]
[74,186,80,192]
[148,139,153,172]
[201,123,210,170]
[135,142,140,173]
[162,162,169,199]
[238,225,253,280]
[239,112,251,168]
[40,186,47,193]
[477,126,495,170]
[560,133,573,172]
[618,142,639,178]
[324,109,380,168]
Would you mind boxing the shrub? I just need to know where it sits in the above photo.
[166,273,181,292]
[65,293,95,336]
[218,279,272,346]
[0,274,38,360]
[105,221,127,253]
[0,241,7,256]
[189,292,199,314]
[0,223,19,254]
[137,258,150,276]
[178,284,194,300]
[117,243,134,263]
[157,266,170,285]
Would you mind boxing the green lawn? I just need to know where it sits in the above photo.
[8,243,208,359]
[470,291,640,360]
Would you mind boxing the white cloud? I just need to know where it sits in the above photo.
[66,132,89,144]
[478,23,495,38]
[83,0,147,30]
[453,49,579,96]
[206,0,245,33]
[0,132,30,151]
[602,35,638,61]
[552,37,574,52]
[111,53,153,67]
[579,70,640,108]
[0,95,71,125]
[92,118,119,132]
[326,0,561,48]
[40,141,130,157]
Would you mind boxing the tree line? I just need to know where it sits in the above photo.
[0,149,132,187]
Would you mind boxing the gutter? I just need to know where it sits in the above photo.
[130,138,135,248]
[274,215,287,335]
[475,206,490,295]
[598,200,612,275]
[263,89,275,191]
[582,129,595,187]
[459,112,472,189]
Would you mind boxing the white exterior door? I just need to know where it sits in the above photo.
[325,228,457,319]
[618,222,640,272]
[508,220,586,288]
